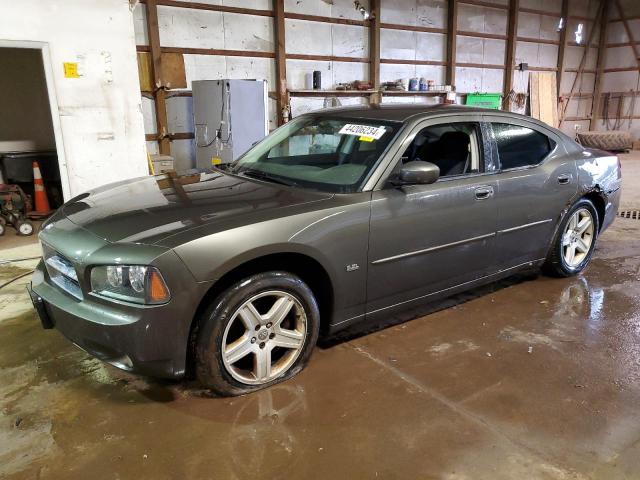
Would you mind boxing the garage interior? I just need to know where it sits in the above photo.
[1,0,640,478]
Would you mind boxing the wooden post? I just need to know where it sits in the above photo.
[145,0,170,155]
[273,0,288,125]
[556,0,569,96]
[503,0,519,109]
[590,0,609,129]
[369,0,381,105]
[445,0,458,88]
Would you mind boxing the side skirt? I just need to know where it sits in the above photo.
[327,258,545,335]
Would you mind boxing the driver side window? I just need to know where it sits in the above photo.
[401,122,483,178]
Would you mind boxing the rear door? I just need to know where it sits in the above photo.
[366,116,499,316]
[484,116,578,269]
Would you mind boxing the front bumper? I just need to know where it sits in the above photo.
[30,259,199,379]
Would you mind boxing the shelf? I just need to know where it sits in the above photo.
[288,89,376,97]
[288,89,453,97]
[381,90,449,96]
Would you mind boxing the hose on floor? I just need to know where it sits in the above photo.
[0,270,34,290]
[0,256,41,290]
[0,256,41,266]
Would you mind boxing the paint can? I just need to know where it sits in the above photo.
[408,77,419,91]
[313,71,322,90]
[419,77,428,91]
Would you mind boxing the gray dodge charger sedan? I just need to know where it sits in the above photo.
[28,105,621,396]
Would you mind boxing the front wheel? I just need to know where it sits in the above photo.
[543,198,599,277]
[195,271,320,396]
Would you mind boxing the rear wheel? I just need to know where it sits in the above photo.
[195,271,320,396]
[543,198,599,277]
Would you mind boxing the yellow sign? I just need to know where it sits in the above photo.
[359,136,375,142]
[211,157,222,165]
[63,62,79,78]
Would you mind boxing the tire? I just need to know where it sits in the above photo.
[195,271,320,396]
[0,223,4,236]
[16,220,34,236]
[543,198,599,277]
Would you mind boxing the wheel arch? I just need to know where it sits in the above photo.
[185,251,335,377]
[581,189,606,231]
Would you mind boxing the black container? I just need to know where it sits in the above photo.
[313,70,322,90]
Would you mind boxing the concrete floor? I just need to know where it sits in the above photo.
[1,153,640,479]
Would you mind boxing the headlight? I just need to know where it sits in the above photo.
[90,265,170,305]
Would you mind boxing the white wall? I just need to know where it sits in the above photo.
[0,0,148,198]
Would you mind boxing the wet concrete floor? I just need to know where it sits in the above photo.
[1,157,640,479]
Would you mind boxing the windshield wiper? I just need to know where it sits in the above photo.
[239,169,298,187]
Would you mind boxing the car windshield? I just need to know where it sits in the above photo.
[229,115,401,193]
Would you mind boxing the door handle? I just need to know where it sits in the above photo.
[475,185,494,200]
[557,174,572,185]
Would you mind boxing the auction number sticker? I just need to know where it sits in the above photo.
[339,124,387,140]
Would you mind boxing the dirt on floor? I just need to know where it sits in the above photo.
[1,153,640,479]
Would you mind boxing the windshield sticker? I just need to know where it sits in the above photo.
[339,124,387,140]
[358,136,375,142]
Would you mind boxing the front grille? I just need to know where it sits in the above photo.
[43,245,82,299]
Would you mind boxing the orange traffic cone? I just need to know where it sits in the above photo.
[32,161,51,213]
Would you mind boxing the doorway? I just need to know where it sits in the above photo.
[0,42,69,218]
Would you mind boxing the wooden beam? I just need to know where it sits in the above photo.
[381,59,447,66]
[517,37,560,46]
[145,0,170,155]
[446,0,458,87]
[286,54,369,63]
[369,0,381,104]
[609,14,640,23]
[457,30,507,41]
[380,23,446,34]
[284,12,368,26]
[140,0,273,17]
[137,45,275,59]
[146,133,195,142]
[590,1,609,129]
[273,0,287,126]
[457,62,505,69]
[503,0,519,107]
[556,0,569,95]
[457,0,508,10]
[607,41,640,48]
[604,66,640,73]
[519,7,561,18]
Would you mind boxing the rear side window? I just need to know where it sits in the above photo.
[492,123,553,170]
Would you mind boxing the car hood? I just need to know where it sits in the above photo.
[60,171,333,245]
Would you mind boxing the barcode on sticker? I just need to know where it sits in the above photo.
[339,124,386,140]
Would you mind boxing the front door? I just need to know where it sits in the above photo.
[366,118,499,317]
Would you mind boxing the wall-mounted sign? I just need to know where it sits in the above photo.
[63,62,79,78]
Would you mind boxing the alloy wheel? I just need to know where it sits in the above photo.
[562,208,594,267]
[222,290,307,385]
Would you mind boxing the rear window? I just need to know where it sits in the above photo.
[493,123,553,170]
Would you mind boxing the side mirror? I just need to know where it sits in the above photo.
[397,161,440,185]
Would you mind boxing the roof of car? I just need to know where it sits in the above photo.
[308,103,534,123]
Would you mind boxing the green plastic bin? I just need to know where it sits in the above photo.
[465,93,502,109]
